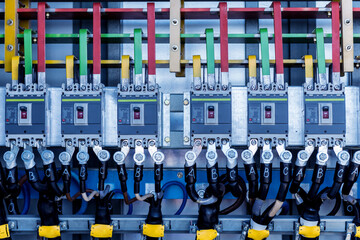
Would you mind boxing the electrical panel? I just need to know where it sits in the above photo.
[61,84,102,146]
[5,85,46,147]
[304,88,346,146]
[117,88,160,146]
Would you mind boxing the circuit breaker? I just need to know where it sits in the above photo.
[117,89,159,146]
[184,91,231,146]
[247,91,288,145]
[4,85,46,146]
[61,86,102,146]
[304,89,346,145]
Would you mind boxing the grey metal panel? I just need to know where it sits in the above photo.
[288,86,305,146]
[103,87,118,147]
[46,87,62,147]
[0,87,5,146]
[162,93,171,147]
[232,86,248,146]
[345,86,360,146]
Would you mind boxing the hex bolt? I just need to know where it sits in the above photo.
[99,151,107,160]
[355,152,360,161]
[114,152,125,162]
[153,152,164,162]
[3,152,15,161]
[59,152,70,162]
[263,151,272,160]
[22,151,33,161]
[185,151,195,161]
[135,153,144,162]
[318,153,327,161]
[227,149,237,159]
[207,151,216,160]
[242,150,252,160]
[340,151,350,161]
[78,152,87,161]
[282,151,292,160]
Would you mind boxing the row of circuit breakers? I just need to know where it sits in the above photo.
[0,77,357,150]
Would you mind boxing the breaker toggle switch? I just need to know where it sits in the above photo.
[20,106,27,119]
[265,106,272,119]
[76,106,84,119]
[133,107,141,120]
[322,106,329,119]
[208,106,215,119]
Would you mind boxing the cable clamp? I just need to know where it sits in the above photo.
[38,225,61,238]
[196,229,218,240]
[90,224,113,238]
[355,226,360,238]
[142,224,165,238]
[247,229,270,240]
[298,225,320,238]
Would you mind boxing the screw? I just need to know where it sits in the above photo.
[149,85,155,91]
[149,140,155,147]
[136,140,142,146]
[299,151,308,160]
[99,151,107,159]
[114,152,124,162]
[340,152,350,161]
[78,152,87,161]
[8,221,15,229]
[94,85,99,91]
[3,152,14,161]
[81,85,86,91]
[171,45,179,52]
[278,139,284,145]
[346,45,352,51]
[282,151,291,160]
[60,222,67,230]
[345,19,351,25]
[334,85,340,90]
[207,151,216,160]
[93,140,99,146]
[67,140,72,146]
[59,152,70,162]
[222,85,228,90]
[356,152,360,161]
[250,139,257,146]
[22,151,32,161]
[46,13,50,19]
[184,136,190,143]
[278,84,284,90]
[185,151,195,161]
[154,152,163,161]
[263,151,272,160]
[164,99,170,106]
[227,149,236,159]
[242,150,252,160]
[307,85,313,90]
[7,44,13,51]
[319,153,327,161]
[135,153,144,162]
[177,172,183,178]
[7,19,13,26]
[183,99,189,106]
[43,151,52,160]
[172,19,179,25]
[164,137,170,143]
[321,140,328,146]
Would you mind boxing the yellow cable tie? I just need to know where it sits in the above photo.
[90,224,113,239]
[196,229,218,240]
[248,55,257,78]
[355,226,360,238]
[38,225,61,239]
[121,55,130,80]
[304,55,313,79]
[193,55,201,78]
[0,224,10,239]
[142,224,165,238]
[66,55,74,80]
[247,229,270,240]
[299,225,320,239]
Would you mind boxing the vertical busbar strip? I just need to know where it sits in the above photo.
[11,56,20,87]
[24,29,33,87]
[315,28,327,89]
[121,55,130,91]
[273,2,284,90]
[134,28,143,91]
[66,55,75,88]
[219,2,229,89]
[37,2,46,89]
[93,3,101,88]
[331,1,341,89]
[169,0,181,73]
[259,28,271,89]
[205,28,215,90]
[248,55,257,90]
[341,0,354,72]
[147,3,156,91]
[304,55,314,90]
[193,55,201,90]
[79,29,88,89]
[5,0,19,73]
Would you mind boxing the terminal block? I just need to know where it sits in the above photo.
[4,84,47,147]
[61,84,102,147]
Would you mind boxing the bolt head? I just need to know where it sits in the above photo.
[227,149,237,159]
[318,152,328,161]
[164,137,170,143]
[3,151,15,161]
[281,150,292,161]
[185,151,195,161]
[207,151,216,160]
[59,152,71,163]
[177,172,183,178]
[241,150,252,160]
[184,136,190,143]
[340,151,350,161]
[113,151,125,162]
[135,153,144,161]
[183,99,189,106]
[21,151,33,161]
[263,151,272,160]
[164,99,170,106]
